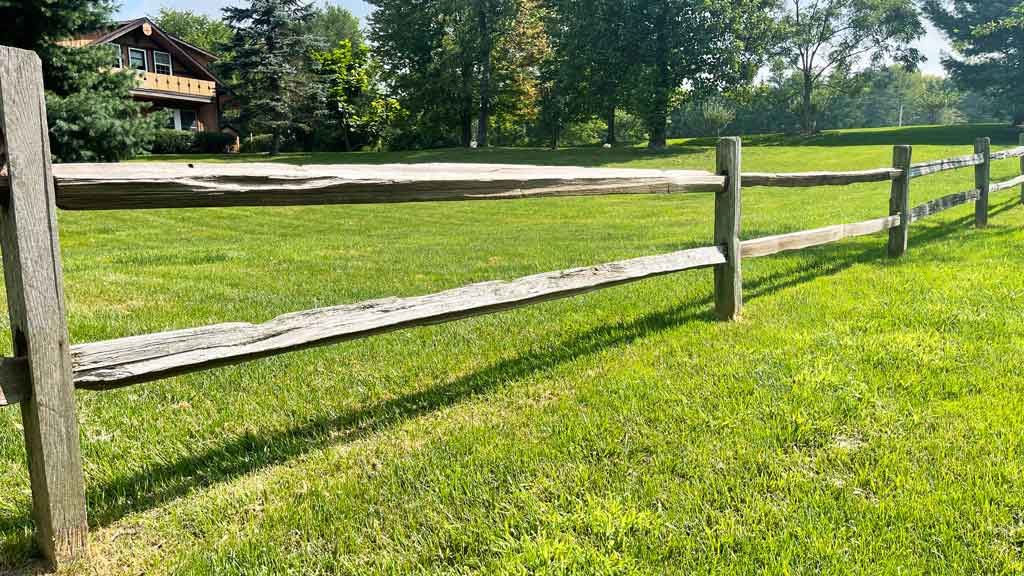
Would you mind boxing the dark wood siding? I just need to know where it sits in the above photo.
[111,29,207,80]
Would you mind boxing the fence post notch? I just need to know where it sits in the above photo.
[0,46,88,566]
[888,145,912,258]
[975,137,991,227]
[715,137,742,320]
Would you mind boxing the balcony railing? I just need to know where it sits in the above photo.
[135,72,216,99]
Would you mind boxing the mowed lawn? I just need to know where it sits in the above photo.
[2,124,1024,574]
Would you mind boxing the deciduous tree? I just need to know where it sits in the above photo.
[626,0,780,148]
[154,8,233,53]
[778,0,925,134]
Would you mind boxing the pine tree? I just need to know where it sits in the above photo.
[220,0,320,154]
[924,0,1024,124]
[0,0,164,162]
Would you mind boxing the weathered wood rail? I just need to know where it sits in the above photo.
[0,46,1021,567]
[0,163,728,210]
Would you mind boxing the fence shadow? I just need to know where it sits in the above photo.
[0,196,1019,569]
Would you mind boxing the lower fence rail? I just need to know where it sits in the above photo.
[0,245,727,395]
[740,215,901,259]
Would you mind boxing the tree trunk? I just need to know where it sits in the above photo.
[477,3,491,148]
[461,61,474,147]
[342,124,352,152]
[648,7,669,150]
[801,72,816,134]
[606,105,616,145]
[270,131,281,156]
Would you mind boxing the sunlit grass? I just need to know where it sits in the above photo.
[2,124,1023,574]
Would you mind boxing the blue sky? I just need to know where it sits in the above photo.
[116,0,951,76]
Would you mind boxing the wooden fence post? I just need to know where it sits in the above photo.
[975,137,991,227]
[888,145,912,258]
[0,46,88,566]
[715,137,742,320]
[1019,133,1023,205]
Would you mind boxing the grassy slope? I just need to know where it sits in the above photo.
[2,124,1024,574]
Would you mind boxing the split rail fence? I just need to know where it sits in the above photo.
[1,46,1023,567]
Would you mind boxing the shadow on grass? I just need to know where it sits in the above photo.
[0,195,1020,570]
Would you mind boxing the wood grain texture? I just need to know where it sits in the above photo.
[742,168,900,187]
[0,163,726,210]
[741,215,901,259]
[989,175,1024,194]
[889,146,913,258]
[908,189,979,223]
[909,153,984,178]
[975,138,991,227]
[0,356,28,406]
[0,46,87,565]
[69,246,726,389]
[990,146,1024,161]
[714,138,742,321]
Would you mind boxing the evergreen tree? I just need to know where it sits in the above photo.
[220,0,319,154]
[924,0,1024,124]
[0,0,163,162]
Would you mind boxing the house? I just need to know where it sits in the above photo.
[60,17,230,133]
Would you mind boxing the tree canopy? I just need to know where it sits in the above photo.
[778,0,925,134]
[924,0,1024,124]
[155,8,234,53]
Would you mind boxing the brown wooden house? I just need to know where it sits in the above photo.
[60,18,230,133]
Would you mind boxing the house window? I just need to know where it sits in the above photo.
[128,47,147,72]
[109,44,123,68]
[153,50,172,75]
[166,109,200,131]
[179,110,198,131]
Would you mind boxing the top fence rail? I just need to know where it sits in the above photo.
[1,163,728,210]
[4,146,1015,213]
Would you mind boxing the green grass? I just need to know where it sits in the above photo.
[3,124,1024,574]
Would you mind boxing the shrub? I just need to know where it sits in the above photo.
[240,134,274,153]
[195,132,237,154]
[151,129,196,154]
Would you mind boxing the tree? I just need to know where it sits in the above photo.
[699,98,737,136]
[369,0,543,148]
[312,39,402,150]
[220,0,319,154]
[919,77,963,125]
[625,0,780,148]
[0,0,163,162]
[154,8,233,53]
[306,3,364,47]
[778,0,925,134]
[924,0,1024,124]
[369,0,477,146]
[544,0,634,145]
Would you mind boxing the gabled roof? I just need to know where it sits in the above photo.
[87,17,225,87]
